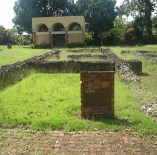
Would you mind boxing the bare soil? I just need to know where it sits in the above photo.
[0,128,157,155]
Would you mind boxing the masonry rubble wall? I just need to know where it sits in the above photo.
[102,48,141,83]
[0,50,115,89]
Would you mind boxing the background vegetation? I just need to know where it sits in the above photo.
[1,0,157,46]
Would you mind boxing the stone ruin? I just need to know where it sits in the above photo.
[102,48,142,83]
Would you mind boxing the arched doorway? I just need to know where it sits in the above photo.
[38,24,48,32]
[52,23,65,46]
[68,22,82,31]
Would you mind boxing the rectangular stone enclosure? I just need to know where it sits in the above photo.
[81,71,114,119]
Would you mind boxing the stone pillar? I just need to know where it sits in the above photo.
[49,32,53,48]
[81,71,115,119]
[33,32,36,44]
[65,30,68,44]
[82,30,85,43]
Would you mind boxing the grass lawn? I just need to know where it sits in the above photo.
[0,73,157,135]
[0,45,157,135]
[0,45,49,66]
[46,48,103,62]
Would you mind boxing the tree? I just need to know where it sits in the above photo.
[77,0,117,45]
[13,0,78,33]
[0,26,16,45]
[152,16,157,35]
[76,0,89,15]
[112,17,127,41]
[118,0,154,40]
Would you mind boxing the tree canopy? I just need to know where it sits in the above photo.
[77,0,117,45]
[13,0,78,33]
[117,0,155,41]
[12,0,157,45]
[0,26,15,45]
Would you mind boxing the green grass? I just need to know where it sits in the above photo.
[0,45,157,135]
[0,73,157,135]
[108,45,157,59]
[0,45,49,66]
[46,49,102,61]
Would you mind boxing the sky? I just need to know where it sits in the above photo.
[0,0,124,29]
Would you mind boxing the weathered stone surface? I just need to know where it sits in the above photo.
[102,48,140,83]
[81,71,114,118]
[141,100,157,121]
[67,48,101,53]
[125,60,142,75]
[0,49,115,90]
[67,54,107,60]
[121,50,157,64]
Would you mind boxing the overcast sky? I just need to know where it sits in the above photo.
[0,0,124,29]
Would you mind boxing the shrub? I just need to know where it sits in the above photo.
[84,32,93,45]
[31,42,50,49]
[65,42,87,48]
[124,28,135,44]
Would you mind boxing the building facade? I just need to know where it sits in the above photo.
[32,16,85,47]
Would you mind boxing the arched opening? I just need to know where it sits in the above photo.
[68,22,83,43]
[37,24,48,32]
[52,23,65,31]
[52,23,65,46]
[68,22,82,31]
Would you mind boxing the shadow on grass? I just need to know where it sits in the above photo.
[140,72,149,76]
[90,117,141,128]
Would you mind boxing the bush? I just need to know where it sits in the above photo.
[16,34,32,45]
[65,42,87,48]
[84,32,93,45]
[31,42,50,49]
[124,28,136,44]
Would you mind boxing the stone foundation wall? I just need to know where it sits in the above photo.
[35,61,115,73]
[0,50,114,89]
[125,60,142,75]
[102,48,141,82]
[67,48,101,53]
[67,54,107,60]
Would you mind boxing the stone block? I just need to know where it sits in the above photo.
[81,71,114,119]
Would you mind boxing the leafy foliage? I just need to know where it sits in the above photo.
[13,0,78,33]
[0,26,16,45]
[118,0,154,41]
[77,0,117,45]
[124,27,135,43]
[31,42,51,49]
[16,34,32,45]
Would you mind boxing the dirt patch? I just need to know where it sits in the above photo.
[0,128,157,155]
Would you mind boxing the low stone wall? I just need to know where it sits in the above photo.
[0,50,60,89]
[121,50,157,57]
[67,48,101,53]
[0,50,114,89]
[67,54,107,60]
[121,50,157,64]
[141,100,157,121]
[125,60,142,75]
[102,48,141,82]
[35,61,115,73]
